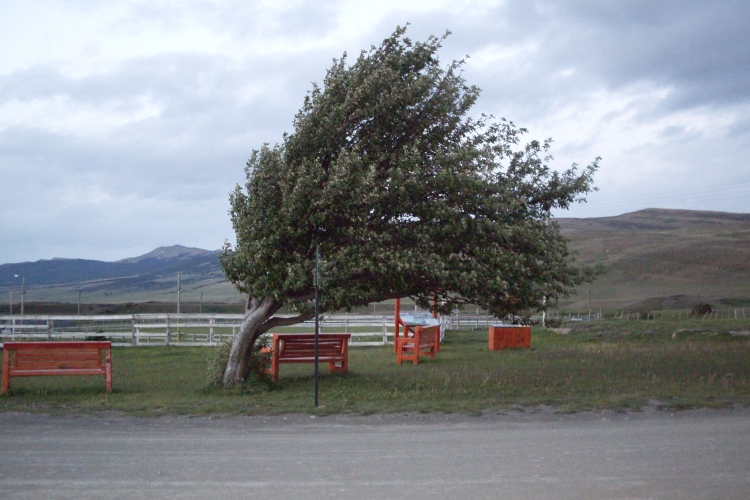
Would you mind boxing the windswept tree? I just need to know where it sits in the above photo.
[220,27,598,386]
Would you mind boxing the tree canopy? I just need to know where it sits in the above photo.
[219,27,598,385]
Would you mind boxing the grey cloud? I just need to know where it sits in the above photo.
[2,1,748,264]
[0,35,345,262]
[381,1,749,118]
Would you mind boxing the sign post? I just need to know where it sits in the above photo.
[314,246,320,407]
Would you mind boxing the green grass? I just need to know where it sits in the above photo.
[2,319,750,415]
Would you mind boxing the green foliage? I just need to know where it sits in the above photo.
[221,27,599,318]
[207,339,271,387]
[207,341,233,386]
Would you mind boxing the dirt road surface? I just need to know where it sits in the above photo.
[1,408,749,499]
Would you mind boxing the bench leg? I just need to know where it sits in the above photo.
[396,339,419,365]
[271,353,279,382]
[412,331,422,365]
[2,348,10,394]
[104,348,113,393]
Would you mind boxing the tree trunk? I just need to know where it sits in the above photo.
[222,295,316,387]
[223,296,279,387]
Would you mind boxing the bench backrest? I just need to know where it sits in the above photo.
[274,334,350,360]
[5,341,111,372]
[415,326,439,347]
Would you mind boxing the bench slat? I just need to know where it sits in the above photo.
[9,368,106,377]
[15,352,102,361]
[4,341,111,349]
[15,361,104,370]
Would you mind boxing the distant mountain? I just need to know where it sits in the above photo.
[0,246,220,287]
[0,245,242,305]
[2,209,749,309]
[117,245,215,263]
[556,208,750,310]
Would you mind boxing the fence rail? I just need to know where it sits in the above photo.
[0,312,508,347]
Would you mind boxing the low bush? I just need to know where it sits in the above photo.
[207,338,271,387]
[692,303,712,317]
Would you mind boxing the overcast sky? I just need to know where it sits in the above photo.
[2,0,748,264]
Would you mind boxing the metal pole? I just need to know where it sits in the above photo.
[21,277,25,316]
[542,209,550,327]
[200,292,204,314]
[314,246,320,408]
[9,290,12,316]
[177,273,181,314]
[77,290,82,315]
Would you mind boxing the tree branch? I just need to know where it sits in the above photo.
[259,312,316,333]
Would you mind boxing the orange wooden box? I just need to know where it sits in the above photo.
[488,325,531,350]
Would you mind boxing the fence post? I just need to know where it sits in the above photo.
[48,319,53,341]
[210,317,215,343]
[131,315,137,345]
[382,318,387,345]
[166,315,171,345]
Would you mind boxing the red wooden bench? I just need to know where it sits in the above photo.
[396,325,440,365]
[2,341,113,394]
[264,333,350,381]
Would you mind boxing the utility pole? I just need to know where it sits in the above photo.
[177,273,181,314]
[77,290,82,315]
[200,292,204,314]
[8,290,12,316]
[21,277,25,316]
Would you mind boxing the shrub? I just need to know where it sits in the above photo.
[207,338,271,387]
[544,318,563,328]
[692,303,712,317]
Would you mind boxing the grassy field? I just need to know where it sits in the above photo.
[2,318,749,416]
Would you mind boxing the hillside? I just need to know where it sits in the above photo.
[1,209,749,311]
[557,208,750,310]
[0,245,243,306]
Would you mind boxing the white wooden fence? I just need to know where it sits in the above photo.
[0,314,398,347]
[0,311,509,348]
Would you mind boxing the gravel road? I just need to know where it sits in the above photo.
[1,408,749,499]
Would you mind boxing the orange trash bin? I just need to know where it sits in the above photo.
[489,324,531,350]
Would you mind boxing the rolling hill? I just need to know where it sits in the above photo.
[0,245,243,307]
[557,208,750,310]
[1,209,748,312]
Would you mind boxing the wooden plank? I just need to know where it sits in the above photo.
[9,368,106,376]
[16,350,101,358]
[4,341,111,349]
